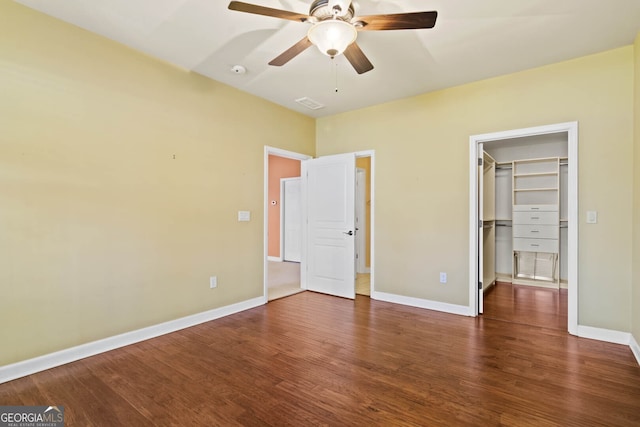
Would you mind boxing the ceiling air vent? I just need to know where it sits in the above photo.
[295,97,325,110]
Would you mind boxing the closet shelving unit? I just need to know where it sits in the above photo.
[512,157,560,288]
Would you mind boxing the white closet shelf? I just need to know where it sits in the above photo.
[513,187,558,192]
[513,172,558,177]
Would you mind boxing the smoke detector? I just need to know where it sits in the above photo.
[230,65,246,74]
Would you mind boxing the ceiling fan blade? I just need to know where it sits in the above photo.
[228,1,311,23]
[355,11,437,31]
[344,43,374,74]
[269,37,314,66]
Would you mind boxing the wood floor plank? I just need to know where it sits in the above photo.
[1,291,639,426]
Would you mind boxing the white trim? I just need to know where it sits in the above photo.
[371,291,474,317]
[566,124,579,335]
[0,296,265,384]
[576,325,630,346]
[630,335,640,366]
[469,122,579,335]
[264,147,312,299]
[267,256,281,262]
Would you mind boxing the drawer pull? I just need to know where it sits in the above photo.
[530,230,539,233]
[530,244,539,247]
[531,207,540,210]
[531,217,539,220]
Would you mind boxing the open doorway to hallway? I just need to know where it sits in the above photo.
[264,147,376,301]
[265,149,309,301]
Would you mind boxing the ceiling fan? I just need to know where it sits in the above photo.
[228,0,438,74]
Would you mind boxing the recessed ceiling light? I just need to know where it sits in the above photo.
[295,97,325,110]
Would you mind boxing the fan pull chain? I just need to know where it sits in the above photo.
[334,59,339,93]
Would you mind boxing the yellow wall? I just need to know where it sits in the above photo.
[633,32,640,345]
[317,47,635,331]
[0,2,315,365]
[2,0,638,368]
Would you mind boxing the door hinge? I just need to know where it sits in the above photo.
[479,219,483,228]
[478,157,483,166]
[478,281,483,290]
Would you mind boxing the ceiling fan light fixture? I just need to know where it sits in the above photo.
[307,19,357,58]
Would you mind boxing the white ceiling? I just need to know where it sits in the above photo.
[14,0,640,118]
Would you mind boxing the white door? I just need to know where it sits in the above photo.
[302,153,356,299]
[282,178,302,262]
[477,143,484,314]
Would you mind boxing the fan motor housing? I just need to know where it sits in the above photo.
[309,0,354,21]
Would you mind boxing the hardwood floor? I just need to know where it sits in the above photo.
[483,281,568,330]
[1,291,639,426]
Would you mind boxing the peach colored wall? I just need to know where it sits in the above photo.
[268,155,301,258]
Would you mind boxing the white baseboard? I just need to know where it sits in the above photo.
[576,324,630,345]
[0,296,265,384]
[267,256,282,262]
[630,334,640,366]
[371,291,473,316]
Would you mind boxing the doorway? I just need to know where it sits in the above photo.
[264,147,311,301]
[469,122,578,335]
[263,147,375,302]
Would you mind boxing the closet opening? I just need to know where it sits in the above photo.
[469,122,578,335]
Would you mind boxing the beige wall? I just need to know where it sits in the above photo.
[0,2,315,365]
[633,33,640,345]
[317,47,635,331]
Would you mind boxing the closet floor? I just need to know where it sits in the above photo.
[483,281,568,331]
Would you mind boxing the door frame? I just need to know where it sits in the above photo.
[468,122,578,335]
[264,147,312,302]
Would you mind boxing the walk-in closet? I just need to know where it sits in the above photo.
[481,132,569,291]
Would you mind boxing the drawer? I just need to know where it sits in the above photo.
[513,225,558,239]
[513,204,558,212]
[513,238,558,253]
[513,211,558,225]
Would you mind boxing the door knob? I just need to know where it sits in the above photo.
[343,230,354,236]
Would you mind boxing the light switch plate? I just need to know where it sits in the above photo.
[586,211,597,224]
[238,211,251,222]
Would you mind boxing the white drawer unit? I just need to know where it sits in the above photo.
[512,157,560,286]
[513,211,559,225]
[513,237,559,253]
[513,225,559,239]
[512,204,558,212]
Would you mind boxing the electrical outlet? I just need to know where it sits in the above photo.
[210,276,217,289]
[439,272,447,284]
